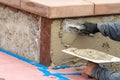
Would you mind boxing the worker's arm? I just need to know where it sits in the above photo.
[86,62,120,80]
[81,22,120,41]
[97,22,120,41]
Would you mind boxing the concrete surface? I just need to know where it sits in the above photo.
[0,50,95,80]
[0,4,40,62]
[51,15,120,71]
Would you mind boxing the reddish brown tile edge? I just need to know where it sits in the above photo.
[40,17,52,66]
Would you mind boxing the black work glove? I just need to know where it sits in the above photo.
[80,22,99,34]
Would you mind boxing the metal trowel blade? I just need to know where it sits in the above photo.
[63,20,85,33]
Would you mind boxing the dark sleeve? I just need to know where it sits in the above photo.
[97,22,120,41]
[91,66,120,80]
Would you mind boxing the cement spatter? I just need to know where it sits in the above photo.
[0,4,40,62]
[51,15,120,71]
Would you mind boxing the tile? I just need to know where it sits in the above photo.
[0,0,20,8]
[21,0,94,18]
[89,0,120,14]
[0,51,95,80]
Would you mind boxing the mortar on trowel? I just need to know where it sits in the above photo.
[62,19,94,36]
[62,20,120,78]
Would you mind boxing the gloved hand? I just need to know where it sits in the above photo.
[80,22,99,34]
[85,61,99,76]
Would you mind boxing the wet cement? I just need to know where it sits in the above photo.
[51,16,120,71]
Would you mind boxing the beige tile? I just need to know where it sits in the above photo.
[21,0,94,18]
[89,0,120,15]
[0,0,120,18]
[0,0,20,8]
[21,0,49,17]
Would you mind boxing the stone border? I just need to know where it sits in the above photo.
[40,17,52,66]
[0,0,120,18]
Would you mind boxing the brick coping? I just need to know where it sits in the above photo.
[0,0,120,18]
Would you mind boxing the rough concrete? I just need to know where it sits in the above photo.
[51,15,120,71]
[0,4,40,62]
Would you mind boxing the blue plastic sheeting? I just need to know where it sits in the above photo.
[38,67,69,80]
[52,66,71,70]
[60,72,81,76]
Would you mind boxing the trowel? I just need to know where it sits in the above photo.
[62,48,120,78]
[62,19,86,34]
[62,48,120,63]
[62,19,95,37]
